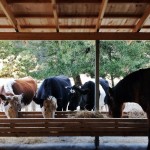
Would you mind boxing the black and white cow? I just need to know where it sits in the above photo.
[33,75,80,117]
[68,78,110,111]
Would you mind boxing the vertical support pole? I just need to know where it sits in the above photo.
[94,40,100,149]
[95,40,100,112]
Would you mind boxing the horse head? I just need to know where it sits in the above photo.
[107,87,124,118]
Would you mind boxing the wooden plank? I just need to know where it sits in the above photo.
[0,117,147,123]
[0,32,149,40]
[51,0,59,32]
[6,0,150,4]
[0,117,147,137]
[0,25,135,29]
[133,5,150,32]
[0,14,139,19]
[0,111,77,118]
[0,131,144,137]
[0,126,147,133]
[0,13,142,19]
[95,0,108,32]
[17,14,142,19]
[0,131,147,137]
[0,0,20,32]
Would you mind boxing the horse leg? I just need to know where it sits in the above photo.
[146,106,150,150]
[147,116,150,150]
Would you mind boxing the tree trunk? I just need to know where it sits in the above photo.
[111,74,114,87]
[73,75,82,86]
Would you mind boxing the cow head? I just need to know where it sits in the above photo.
[67,86,89,111]
[41,96,57,118]
[0,94,23,118]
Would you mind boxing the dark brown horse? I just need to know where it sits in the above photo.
[0,76,37,118]
[107,68,150,150]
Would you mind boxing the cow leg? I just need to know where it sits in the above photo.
[63,102,68,111]
[56,99,63,111]
[57,106,62,111]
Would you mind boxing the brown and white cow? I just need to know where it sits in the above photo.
[0,76,37,118]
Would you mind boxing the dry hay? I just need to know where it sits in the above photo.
[123,103,147,118]
[127,109,147,118]
[69,110,108,118]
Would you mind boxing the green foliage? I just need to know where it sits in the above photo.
[100,41,149,78]
[0,40,149,85]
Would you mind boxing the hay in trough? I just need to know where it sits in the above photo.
[70,110,108,118]
[127,109,147,118]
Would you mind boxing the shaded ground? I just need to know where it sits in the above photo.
[0,136,147,144]
[0,143,147,150]
[0,136,147,150]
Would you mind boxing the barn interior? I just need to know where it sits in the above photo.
[0,1,149,150]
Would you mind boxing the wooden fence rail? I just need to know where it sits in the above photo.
[0,111,148,136]
[0,117,148,137]
[0,111,148,149]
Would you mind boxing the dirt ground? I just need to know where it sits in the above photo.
[0,136,147,144]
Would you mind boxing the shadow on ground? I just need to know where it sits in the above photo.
[0,143,147,150]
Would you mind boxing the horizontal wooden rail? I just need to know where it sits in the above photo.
[0,118,147,137]
[0,111,129,118]
[0,111,147,138]
[0,111,147,150]
[0,111,77,118]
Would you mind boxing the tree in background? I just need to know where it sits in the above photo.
[100,41,149,86]
[0,40,149,87]
[0,41,37,78]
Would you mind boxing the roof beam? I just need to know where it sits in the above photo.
[6,0,150,4]
[0,32,149,40]
[51,0,59,32]
[0,25,135,29]
[56,0,150,3]
[133,5,150,32]
[2,25,150,29]
[21,25,135,29]
[0,0,20,32]
[95,0,108,32]
[0,13,142,19]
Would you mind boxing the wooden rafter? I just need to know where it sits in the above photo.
[133,5,150,32]
[0,0,20,32]
[51,0,59,32]
[95,0,108,32]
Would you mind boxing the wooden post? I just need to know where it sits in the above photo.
[94,40,100,149]
[95,40,100,111]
